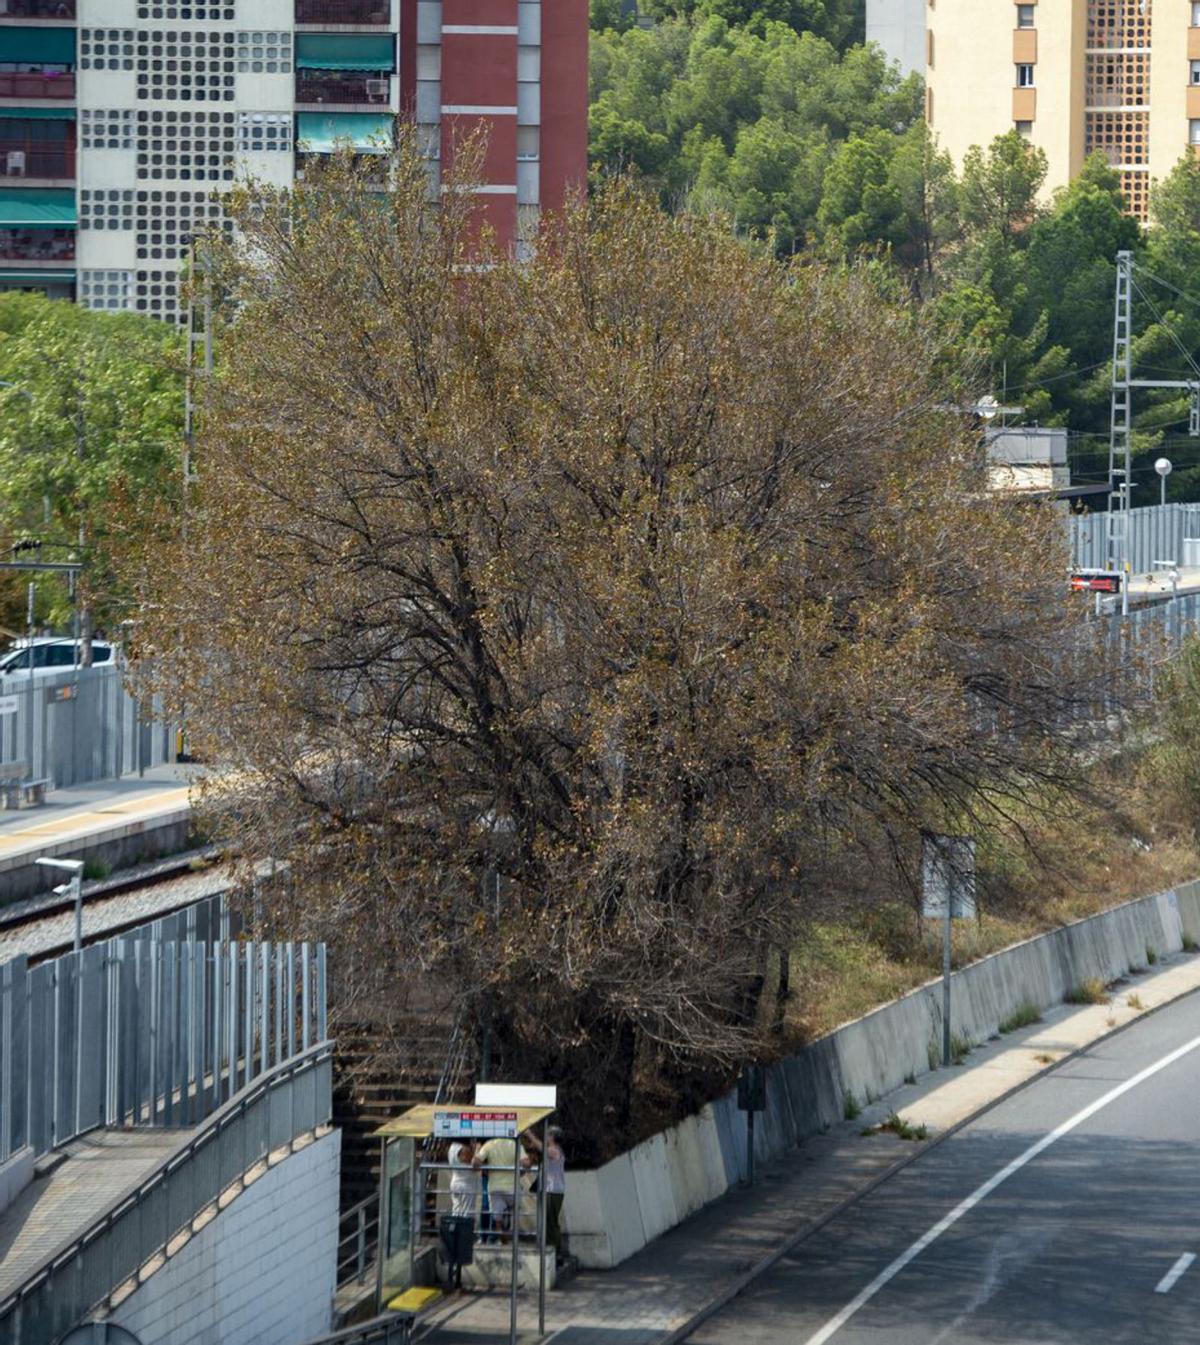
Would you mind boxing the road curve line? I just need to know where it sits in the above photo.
[1155,1252,1195,1294]
[802,1031,1200,1345]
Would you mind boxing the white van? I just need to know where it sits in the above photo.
[0,638,118,678]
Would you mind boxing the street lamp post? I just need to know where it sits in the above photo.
[1156,456,1173,508]
[36,856,84,951]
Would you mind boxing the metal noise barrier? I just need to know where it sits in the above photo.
[1069,501,1200,577]
[0,910,327,1165]
[0,664,175,791]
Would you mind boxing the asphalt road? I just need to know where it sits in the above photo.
[689,989,1200,1344]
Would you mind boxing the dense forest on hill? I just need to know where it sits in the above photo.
[588,1,1200,503]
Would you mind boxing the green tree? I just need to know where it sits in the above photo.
[959,131,1047,243]
[0,295,183,648]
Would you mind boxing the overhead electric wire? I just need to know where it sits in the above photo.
[1130,276,1200,382]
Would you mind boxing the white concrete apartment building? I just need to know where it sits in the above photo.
[0,1,586,322]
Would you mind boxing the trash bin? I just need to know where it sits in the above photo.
[440,1214,476,1267]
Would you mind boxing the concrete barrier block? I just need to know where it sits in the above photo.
[561,1168,615,1268]
[711,1091,747,1186]
[691,1105,731,1207]
[630,1132,678,1245]
[666,1114,711,1221]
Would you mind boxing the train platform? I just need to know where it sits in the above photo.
[0,765,198,901]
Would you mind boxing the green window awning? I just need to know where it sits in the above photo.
[0,27,76,66]
[296,113,393,154]
[0,189,76,228]
[295,33,394,71]
[0,270,75,284]
[0,107,75,120]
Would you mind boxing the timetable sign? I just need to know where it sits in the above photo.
[433,1110,518,1139]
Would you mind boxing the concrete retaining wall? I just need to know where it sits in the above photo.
[562,878,1200,1268]
[109,1129,340,1345]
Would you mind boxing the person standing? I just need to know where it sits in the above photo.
[448,1138,480,1222]
[526,1126,567,1257]
[474,1134,525,1239]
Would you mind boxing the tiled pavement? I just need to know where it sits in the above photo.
[0,1129,188,1301]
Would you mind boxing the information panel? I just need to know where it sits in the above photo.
[433,1110,518,1139]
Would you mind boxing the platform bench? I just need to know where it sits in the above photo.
[0,762,50,809]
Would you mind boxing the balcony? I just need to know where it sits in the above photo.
[0,227,73,261]
[0,122,74,178]
[0,68,75,100]
[295,70,391,105]
[296,0,390,23]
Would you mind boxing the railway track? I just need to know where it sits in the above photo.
[0,848,233,964]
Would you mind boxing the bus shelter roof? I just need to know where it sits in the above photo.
[372,1103,556,1139]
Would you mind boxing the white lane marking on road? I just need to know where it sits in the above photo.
[802,1030,1200,1345]
[1155,1253,1195,1294]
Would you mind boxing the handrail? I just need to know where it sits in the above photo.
[0,1041,334,1338]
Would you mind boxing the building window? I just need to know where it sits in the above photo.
[1016,119,1033,137]
[1191,119,1200,144]
[1191,60,1200,85]
[1016,63,1035,87]
[1193,1,1200,25]
[1016,4,1035,27]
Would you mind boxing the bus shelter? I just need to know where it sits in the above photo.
[372,1101,557,1343]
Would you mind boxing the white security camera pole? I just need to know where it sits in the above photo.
[36,856,85,951]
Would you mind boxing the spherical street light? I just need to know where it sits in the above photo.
[1156,456,1173,507]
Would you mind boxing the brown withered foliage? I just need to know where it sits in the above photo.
[136,130,1101,1156]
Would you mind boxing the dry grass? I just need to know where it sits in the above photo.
[784,751,1199,1045]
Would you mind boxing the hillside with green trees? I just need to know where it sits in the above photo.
[589,3,1200,504]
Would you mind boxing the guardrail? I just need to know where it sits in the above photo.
[0,1040,333,1345]
[337,1191,380,1287]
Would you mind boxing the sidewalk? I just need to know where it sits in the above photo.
[418,947,1200,1345]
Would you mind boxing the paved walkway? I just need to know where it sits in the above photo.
[418,947,1200,1344]
[0,1129,187,1302]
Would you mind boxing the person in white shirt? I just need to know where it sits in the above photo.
[448,1139,480,1221]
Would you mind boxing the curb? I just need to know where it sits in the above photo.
[656,967,1200,1345]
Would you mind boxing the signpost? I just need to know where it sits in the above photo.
[922,834,977,1068]
[736,1064,766,1186]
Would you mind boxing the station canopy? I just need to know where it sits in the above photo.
[296,112,393,154]
[295,33,395,70]
[0,27,76,65]
[0,189,76,228]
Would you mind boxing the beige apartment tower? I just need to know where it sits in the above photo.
[926,0,1200,220]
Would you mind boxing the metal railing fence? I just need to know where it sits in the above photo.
[0,665,174,790]
[0,1040,334,1345]
[0,918,327,1165]
[1070,501,1200,576]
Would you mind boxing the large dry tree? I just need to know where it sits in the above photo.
[139,132,1096,1156]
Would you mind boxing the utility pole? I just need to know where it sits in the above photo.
[1107,251,1200,614]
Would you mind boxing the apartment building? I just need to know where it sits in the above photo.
[920,0,1199,220]
[0,0,587,323]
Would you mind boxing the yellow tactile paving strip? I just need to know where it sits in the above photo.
[0,786,192,857]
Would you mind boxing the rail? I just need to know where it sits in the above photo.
[0,1040,334,1345]
[337,1191,380,1287]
